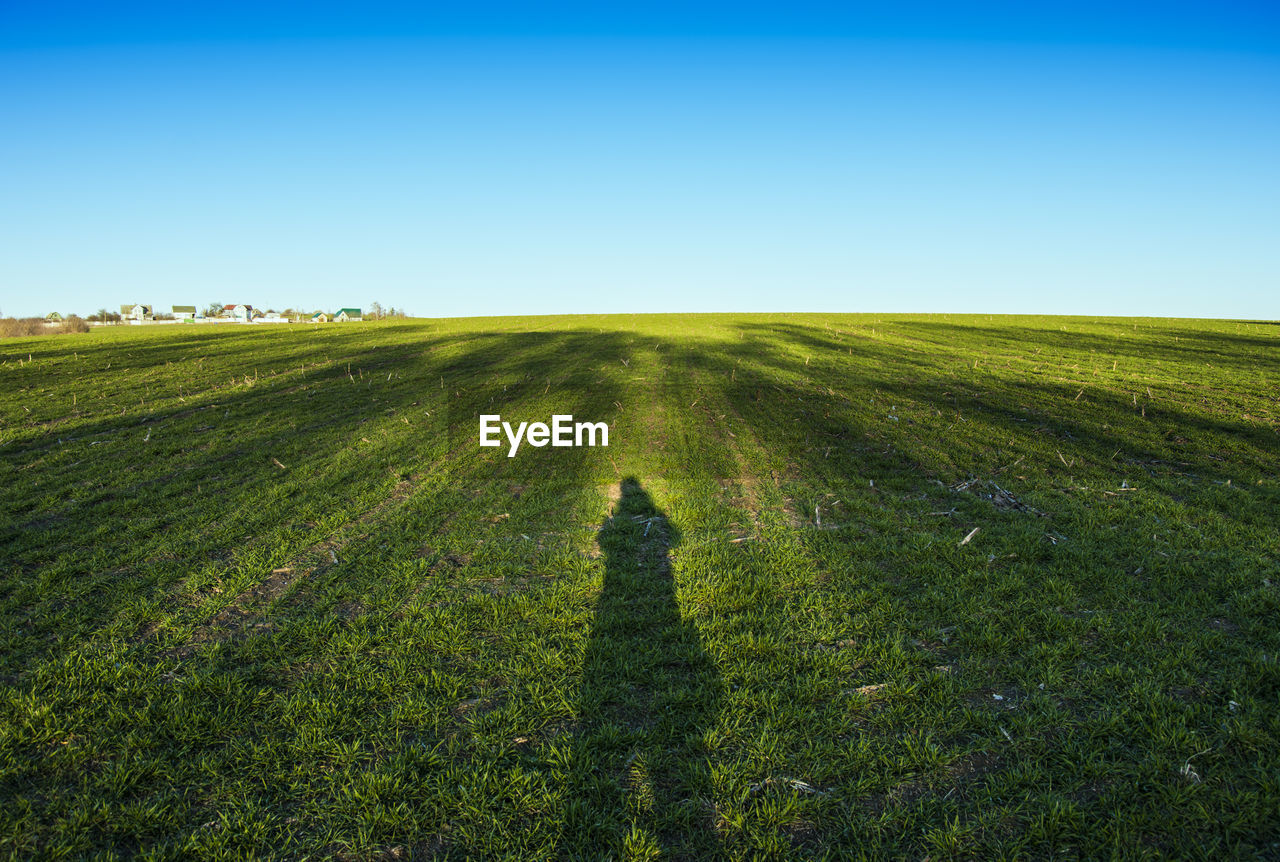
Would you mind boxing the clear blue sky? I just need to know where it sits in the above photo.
[2,2,1277,319]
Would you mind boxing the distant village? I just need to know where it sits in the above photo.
[92,304,369,325]
[1,302,413,338]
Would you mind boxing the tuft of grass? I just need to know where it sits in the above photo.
[1,313,1278,858]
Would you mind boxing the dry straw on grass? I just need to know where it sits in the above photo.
[0,316,90,338]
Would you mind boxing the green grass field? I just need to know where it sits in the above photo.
[2,313,1278,859]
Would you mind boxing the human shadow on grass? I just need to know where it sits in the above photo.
[562,478,724,860]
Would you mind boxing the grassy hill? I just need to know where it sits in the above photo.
[2,314,1277,858]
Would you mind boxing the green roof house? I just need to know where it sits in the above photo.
[334,308,363,322]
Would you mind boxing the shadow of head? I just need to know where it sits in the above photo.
[600,477,682,556]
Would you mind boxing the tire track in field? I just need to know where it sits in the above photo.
[169,470,438,654]
[166,372,517,650]
[661,366,922,850]
[684,373,811,544]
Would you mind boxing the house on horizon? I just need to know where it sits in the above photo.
[334,308,363,322]
[222,304,251,321]
[310,311,328,323]
[172,305,196,320]
[45,311,63,321]
[120,304,151,322]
